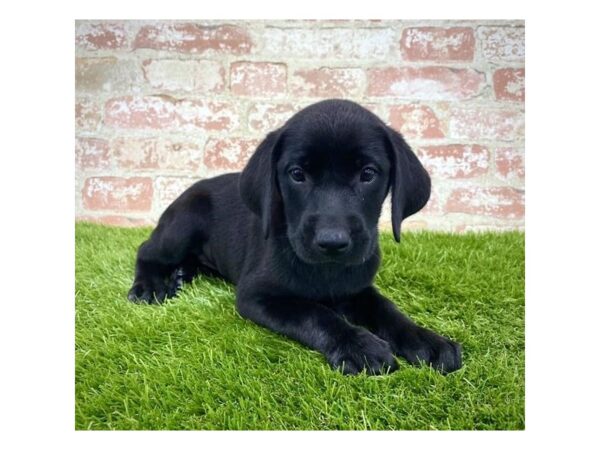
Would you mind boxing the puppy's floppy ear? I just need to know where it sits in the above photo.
[239,129,285,239]
[383,126,431,243]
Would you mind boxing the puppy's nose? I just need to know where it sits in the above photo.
[315,229,350,253]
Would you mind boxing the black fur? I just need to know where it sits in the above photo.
[128,99,462,375]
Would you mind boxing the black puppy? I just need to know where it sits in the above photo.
[128,99,462,375]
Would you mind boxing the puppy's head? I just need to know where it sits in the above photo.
[240,99,430,265]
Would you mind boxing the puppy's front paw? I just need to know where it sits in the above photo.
[393,326,462,374]
[127,269,185,304]
[127,277,168,304]
[327,329,398,375]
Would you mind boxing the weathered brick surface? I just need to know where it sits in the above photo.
[75,99,102,132]
[111,138,158,170]
[448,107,524,141]
[76,22,128,51]
[82,177,153,211]
[112,137,204,172]
[76,137,110,170]
[400,27,475,61]
[104,96,177,129]
[204,138,261,171]
[367,67,485,100]
[230,62,287,97]
[493,68,525,101]
[247,103,298,133]
[133,24,252,54]
[261,27,396,59]
[389,104,444,139]
[495,147,525,180]
[155,139,205,171]
[418,145,489,178]
[478,26,525,62]
[142,59,225,93]
[291,68,365,97]
[445,187,524,219]
[75,20,525,232]
[76,57,143,93]
[104,96,239,131]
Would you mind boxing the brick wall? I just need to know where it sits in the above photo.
[75,20,525,231]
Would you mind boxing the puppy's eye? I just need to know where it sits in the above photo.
[360,167,377,183]
[289,167,306,183]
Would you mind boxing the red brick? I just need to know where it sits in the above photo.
[176,99,239,132]
[400,27,475,61]
[142,59,225,93]
[230,62,287,97]
[445,187,524,219]
[76,215,154,227]
[418,145,489,178]
[76,22,127,51]
[82,177,153,212]
[134,24,252,54]
[76,138,110,170]
[448,107,524,141]
[75,99,102,132]
[367,67,485,100]
[76,58,143,93]
[495,147,525,180]
[104,96,239,131]
[389,104,444,139]
[478,26,525,62]
[105,96,177,129]
[290,68,365,97]
[204,138,260,171]
[493,68,525,101]
[247,103,298,133]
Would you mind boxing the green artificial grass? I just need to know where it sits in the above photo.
[75,223,524,430]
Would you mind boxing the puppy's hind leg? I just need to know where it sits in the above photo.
[128,204,207,304]
[128,233,187,304]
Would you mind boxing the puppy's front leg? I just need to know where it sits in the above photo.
[334,287,462,374]
[236,289,398,375]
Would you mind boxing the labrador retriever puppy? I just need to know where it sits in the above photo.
[128,99,462,375]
